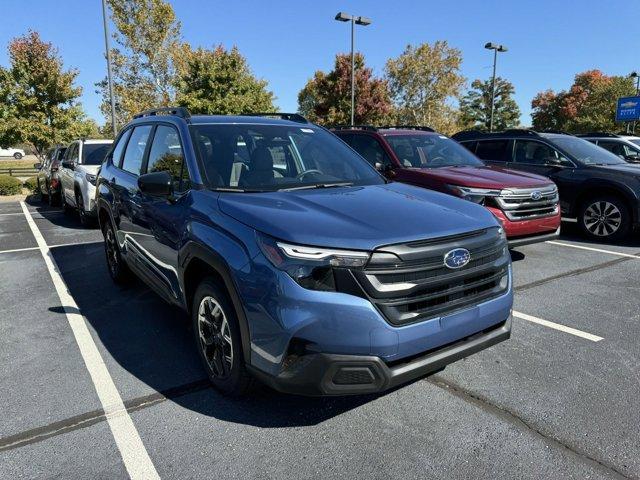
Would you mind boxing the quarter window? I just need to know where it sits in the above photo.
[146,125,190,192]
[121,125,152,175]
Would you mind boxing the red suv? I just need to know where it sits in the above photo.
[333,126,561,246]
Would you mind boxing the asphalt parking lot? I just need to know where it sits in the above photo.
[1,198,639,480]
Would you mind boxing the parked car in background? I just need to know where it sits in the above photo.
[333,126,560,247]
[35,146,67,206]
[0,146,26,159]
[453,129,640,240]
[96,108,512,397]
[59,138,113,226]
[576,133,640,163]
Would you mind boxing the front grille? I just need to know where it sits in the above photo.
[353,228,510,326]
[493,185,559,221]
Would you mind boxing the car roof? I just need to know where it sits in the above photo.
[80,139,113,144]
[176,115,310,127]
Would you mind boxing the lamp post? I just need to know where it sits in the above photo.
[630,71,639,134]
[102,0,117,136]
[484,42,508,132]
[335,12,372,126]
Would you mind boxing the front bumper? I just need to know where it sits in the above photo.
[487,207,561,246]
[249,314,511,396]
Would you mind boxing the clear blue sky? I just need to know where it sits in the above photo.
[1,0,638,126]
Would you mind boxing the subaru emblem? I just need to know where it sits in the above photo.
[530,190,542,201]
[444,248,471,269]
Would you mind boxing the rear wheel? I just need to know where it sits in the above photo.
[61,191,73,214]
[579,195,630,241]
[47,186,58,207]
[76,192,92,227]
[192,278,254,396]
[102,220,132,284]
[38,180,48,203]
[13,152,22,159]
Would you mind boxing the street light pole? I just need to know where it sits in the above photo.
[335,12,372,126]
[101,0,117,136]
[484,42,507,132]
[631,71,639,134]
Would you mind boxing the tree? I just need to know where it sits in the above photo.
[385,41,465,134]
[98,0,182,127]
[297,53,393,125]
[459,77,521,131]
[531,70,636,132]
[175,45,275,114]
[0,31,95,159]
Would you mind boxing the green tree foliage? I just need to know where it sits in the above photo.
[175,45,275,114]
[459,77,521,131]
[385,41,465,134]
[531,70,636,133]
[0,31,95,159]
[298,53,393,125]
[98,0,182,126]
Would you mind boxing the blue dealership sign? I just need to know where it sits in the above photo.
[616,96,640,122]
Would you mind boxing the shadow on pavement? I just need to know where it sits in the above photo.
[48,242,382,428]
[559,221,640,248]
[25,195,99,231]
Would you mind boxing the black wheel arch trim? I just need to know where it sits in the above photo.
[180,242,252,365]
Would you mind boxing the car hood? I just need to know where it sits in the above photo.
[408,166,553,189]
[218,182,499,250]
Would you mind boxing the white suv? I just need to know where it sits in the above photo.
[59,139,113,226]
[578,133,640,163]
[0,147,26,159]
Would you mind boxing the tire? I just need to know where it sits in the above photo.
[38,180,48,203]
[578,195,630,241]
[76,191,92,227]
[61,192,73,214]
[47,186,58,207]
[102,220,132,284]
[13,152,22,159]
[192,278,254,396]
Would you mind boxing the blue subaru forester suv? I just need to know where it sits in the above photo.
[96,108,513,396]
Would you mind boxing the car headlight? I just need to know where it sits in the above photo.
[446,184,502,205]
[257,233,370,291]
[85,173,97,186]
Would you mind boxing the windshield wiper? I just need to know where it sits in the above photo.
[212,187,267,193]
[278,182,354,191]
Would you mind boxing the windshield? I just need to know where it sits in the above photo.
[550,136,625,165]
[189,124,384,191]
[385,134,484,168]
[82,143,112,165]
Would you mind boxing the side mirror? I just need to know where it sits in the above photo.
[62,160,74,169]
[375,162,392,172]
[138,171,173,197]
[34,163,42,170]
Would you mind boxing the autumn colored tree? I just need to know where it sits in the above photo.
[298,53,393,125]
[0,31,96,159]
[97,0,182,127]
[531,70,636,133]
[175,45,275,114]
[385,41,465,134]
[459,77,521,131]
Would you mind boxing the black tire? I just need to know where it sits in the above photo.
[13,152,22,159]
[578,195,630,241]
[47,186,58,207]
[192,278,254,396]
[61,192,73,214]
[76,192,92,227]
[38,180,48,203]
[102,220,132,284]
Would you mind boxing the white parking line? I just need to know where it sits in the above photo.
[0,246,40,255]
[513,310,603,342]
[19,202,159,480]
[0,241,102,256]
[546,240,640,259]
[0,212,24,216]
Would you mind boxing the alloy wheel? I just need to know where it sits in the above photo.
[197,296,233,379]
[583,201,621,237]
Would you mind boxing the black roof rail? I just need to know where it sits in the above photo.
[242,112,309,124]
[133,107,191,120]
[575,132,620,138]
[539,129,573,135]
[330,125,436,132]
[330,125,379,131]
[378,125,435,132]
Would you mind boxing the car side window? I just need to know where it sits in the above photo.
[597,141,625,158]
[475,140,508,162]
[513,140,566,166]
[146,125,190,193]
[121,125,152,175]
[111,129,131,166]
[349,135,393,168]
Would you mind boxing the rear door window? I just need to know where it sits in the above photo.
[121,125,152,175]
[513,140,561,165]
[475,140,509,162]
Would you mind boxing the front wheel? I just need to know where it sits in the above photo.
[102,221,132,284]
[13,152,22,159]
[61,191,73,214]
[579,196,630,241]
[76,192,92,227]
[192,278,254,396]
